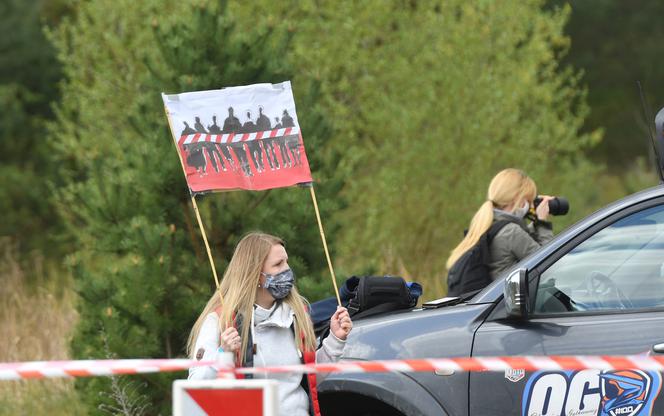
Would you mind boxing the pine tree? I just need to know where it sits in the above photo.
[51,0,341,413]
[0,0,64,255]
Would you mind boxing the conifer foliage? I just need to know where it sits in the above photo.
[51,0,339,413]
[0,0,63,255]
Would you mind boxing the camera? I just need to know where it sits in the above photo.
[533,196,569,216]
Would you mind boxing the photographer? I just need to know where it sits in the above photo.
[447,169,558,283]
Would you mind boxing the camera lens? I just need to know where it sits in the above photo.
[534,196,569,216]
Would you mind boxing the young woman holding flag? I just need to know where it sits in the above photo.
[187,232,352,416]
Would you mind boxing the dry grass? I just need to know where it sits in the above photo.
[0,238,85,415]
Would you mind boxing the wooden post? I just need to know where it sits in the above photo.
[189,195,221,290]
[309,186,341,305]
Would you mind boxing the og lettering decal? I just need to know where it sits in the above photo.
[522,369,662,416]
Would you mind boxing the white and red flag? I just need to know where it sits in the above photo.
[162,81,312,193]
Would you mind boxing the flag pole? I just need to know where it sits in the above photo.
[189,195,222,289]
[309,185,342,306]
[163,105,224,308]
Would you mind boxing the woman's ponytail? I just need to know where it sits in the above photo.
[446,200,495,269]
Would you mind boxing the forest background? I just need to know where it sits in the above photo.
[1,0,663,414]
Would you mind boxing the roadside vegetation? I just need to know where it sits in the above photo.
[0,239,84,415]
[1,0,663,414]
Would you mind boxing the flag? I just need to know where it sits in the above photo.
[162,81,312,193]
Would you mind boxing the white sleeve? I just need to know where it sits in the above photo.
[188,313,221,380]
[315,332,346,364]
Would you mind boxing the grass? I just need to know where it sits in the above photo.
[0,238,86,415]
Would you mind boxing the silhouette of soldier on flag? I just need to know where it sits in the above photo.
[181,121,196,136]
[243,110,264,173]
[208,115,235,172]
[257,106,279,170]
[223,107,252,177]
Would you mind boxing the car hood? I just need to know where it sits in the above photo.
[341,302,494,361]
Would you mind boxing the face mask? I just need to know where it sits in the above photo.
[261,268,295,299]
[513,201,530,218]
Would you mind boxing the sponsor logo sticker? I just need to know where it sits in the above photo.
[505,369,526,383]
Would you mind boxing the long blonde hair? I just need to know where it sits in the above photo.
[186,232,317,360]
[446,169,537,270]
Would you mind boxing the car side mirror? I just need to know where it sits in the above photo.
[504,268,529,318]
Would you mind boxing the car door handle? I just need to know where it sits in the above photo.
[652,343,664,354]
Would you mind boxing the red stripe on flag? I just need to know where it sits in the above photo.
[192,133,201,143]
[283,127,292,135]
[255,131,263,140]
[226,133,234,143]
[269,129,278,138]
[215,134,222,143]
[205,134,212,142]
[178,135,189,146]
[241,134,250,142]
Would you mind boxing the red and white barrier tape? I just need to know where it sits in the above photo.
[1,356,663,381]
[232,355,664,376]
[0,359,204,381]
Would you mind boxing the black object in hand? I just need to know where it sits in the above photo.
[534,196,569,216]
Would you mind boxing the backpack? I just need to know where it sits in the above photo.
[446,220,513,297]
[346,275,418,319]
[312,275,420,339]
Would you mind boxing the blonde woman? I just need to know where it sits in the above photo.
[446,169,555,294]
[187,232,352,416]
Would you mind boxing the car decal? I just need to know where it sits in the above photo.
[506,369,526,383]
[522,369,662,416]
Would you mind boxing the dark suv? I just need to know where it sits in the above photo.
[319,115,664,416]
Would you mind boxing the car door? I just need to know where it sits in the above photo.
[469,199,664,416]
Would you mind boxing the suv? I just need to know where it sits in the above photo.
[318,114,664,416]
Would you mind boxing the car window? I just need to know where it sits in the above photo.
[534,204,664,314]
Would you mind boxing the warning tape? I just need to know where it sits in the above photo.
[0,359,201,381]
[1,356,663,381]
[232,355,664,376]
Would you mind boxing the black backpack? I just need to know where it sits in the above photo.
[446,220,513,297]
[347,275,417,319]
[313,276,418,339]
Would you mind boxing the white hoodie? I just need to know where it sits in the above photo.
[188,303,346,416]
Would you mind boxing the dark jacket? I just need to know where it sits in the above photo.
[488,209,554,279]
